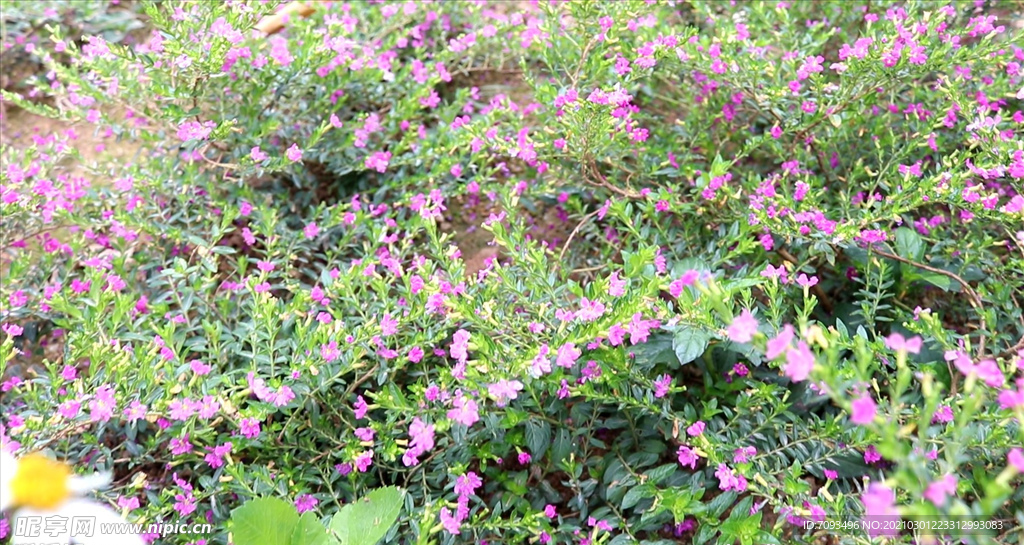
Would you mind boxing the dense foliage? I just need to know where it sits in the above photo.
[2,1,1023,544]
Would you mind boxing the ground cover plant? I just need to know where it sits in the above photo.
[1,0,1023,544]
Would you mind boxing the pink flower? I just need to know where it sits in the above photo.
[59,400,81,419]
[796,274,818,288]
[354,450,373,472]
[576,298,606,322]
[607,271,627,296]
[239,417,261,439]
[124,400,147,422]
[353,396,368,419]
[783,341,815,382]
[884,333,922,354]
[686,421,705,437]
[408,346,424,363]
[365,151,392,173]
[250,146,267,162]
[204,442,233,469]
[733,446,757,463]
[286,144,303,162]
[402,417,435,466]
[931,405,954,423]
[447,395,479,427]
[923,474,957,506]
[88,384,116,423]
[766,325,795,360]
[850,394,877,425]
[726,309,759,343]
[677,446,699,469]
[304,222,319,239]
[439,507,461,534]
[861,483,899,537]
[556,343,581,368]
[450,329,471,364]
[117,496,140,511]
[974,359,1005,388]
[190,359,212,376]
[488,379,523,407]
[169,434,193,456]
[669,270,699,297]
[1008,448,1024,471]
[455,471,482,497]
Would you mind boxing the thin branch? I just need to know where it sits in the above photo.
[557,209,599,268]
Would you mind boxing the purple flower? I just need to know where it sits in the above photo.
[295,494,319,514]
[677,446,699,469]
[653,374,672,398]
[169,434,193,456]
[715,464,747,492]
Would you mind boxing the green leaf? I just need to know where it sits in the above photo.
[645,463,678,485]
[551,428,572,463]
[673,326,711,365]
[754,531,783,545]
[525,420,552,459]
[329,487,404,545]
[292,511,336,545]
[894,227,924,261]
[621,483,654,510]
[231,497,300,545]
[917,272,951,291]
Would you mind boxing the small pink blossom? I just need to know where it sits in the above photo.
[726,309,759,343]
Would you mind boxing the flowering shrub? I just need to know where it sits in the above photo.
[2,1,1023,544]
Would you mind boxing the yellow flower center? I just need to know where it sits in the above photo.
[11,453,72,510]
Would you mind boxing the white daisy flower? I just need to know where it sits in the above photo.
[1,450,143,545]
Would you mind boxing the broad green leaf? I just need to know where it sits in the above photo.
[917,272,951,291]
[231,497,299,545]
[292,511,336,545]
[329,487,404,545]
[895,227,924,261]
[673,326,711,365]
